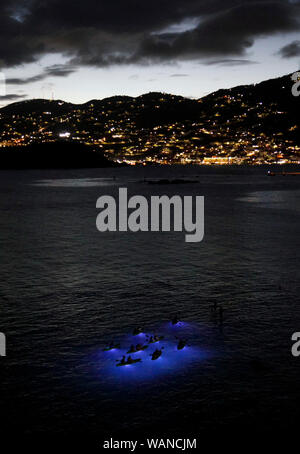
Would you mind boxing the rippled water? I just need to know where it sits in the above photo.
[1,166,300,444]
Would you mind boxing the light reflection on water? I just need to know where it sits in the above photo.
[31,178,119,187]
[237,189,300,211]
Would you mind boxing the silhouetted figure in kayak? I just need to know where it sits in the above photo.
[127,343,148,354]
[171,315,180,325]
[110,341,120,349]
[119,356,126,366]
[103,341,121,351]
[147,335,164,344]
[128,344,136,353]
[116,355,142,366]
[177,339,187,350]
[135,344,143,351]
[133,327,143,335]
[151,348,163,360]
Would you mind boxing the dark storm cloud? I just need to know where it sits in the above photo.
[278,39,300,57]
[6,65,76,85]
[132,2,300,64]
[1,0,300,70]
[6,74,45,85]
[205,59,258,66]
[0,93,26,101]
[45,64,77,77]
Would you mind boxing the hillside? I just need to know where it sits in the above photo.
[0,73,299,165]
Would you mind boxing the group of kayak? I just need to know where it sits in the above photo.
[104,315,187,367]
[116,347,164,367]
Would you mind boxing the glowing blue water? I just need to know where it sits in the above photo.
[88,322,213,385]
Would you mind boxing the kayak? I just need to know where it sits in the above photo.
[171,315,180,325]
[148,336,164,344]
[177,341,186,350]
[127,345,148,354]
[133,328,143,335]
[151,350,162,360]
[116,358,142,367]
[103,343,120,351]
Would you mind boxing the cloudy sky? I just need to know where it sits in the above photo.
[1,0,300,105]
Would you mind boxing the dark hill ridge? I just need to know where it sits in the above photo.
[0,92,192,116]
[0,72,299,165]
[1,73,297,116]
[0,99,75,116]
[202,73,298,117]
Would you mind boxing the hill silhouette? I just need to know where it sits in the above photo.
[0,142,119,169]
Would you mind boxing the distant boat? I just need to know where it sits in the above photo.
[267,170,300,176]
[146,178,198,185]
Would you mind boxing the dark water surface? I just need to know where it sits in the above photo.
[1,166,300,446]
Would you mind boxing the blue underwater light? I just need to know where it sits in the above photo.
[93,321,213,384]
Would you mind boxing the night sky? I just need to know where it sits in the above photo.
[1,0,300,105]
